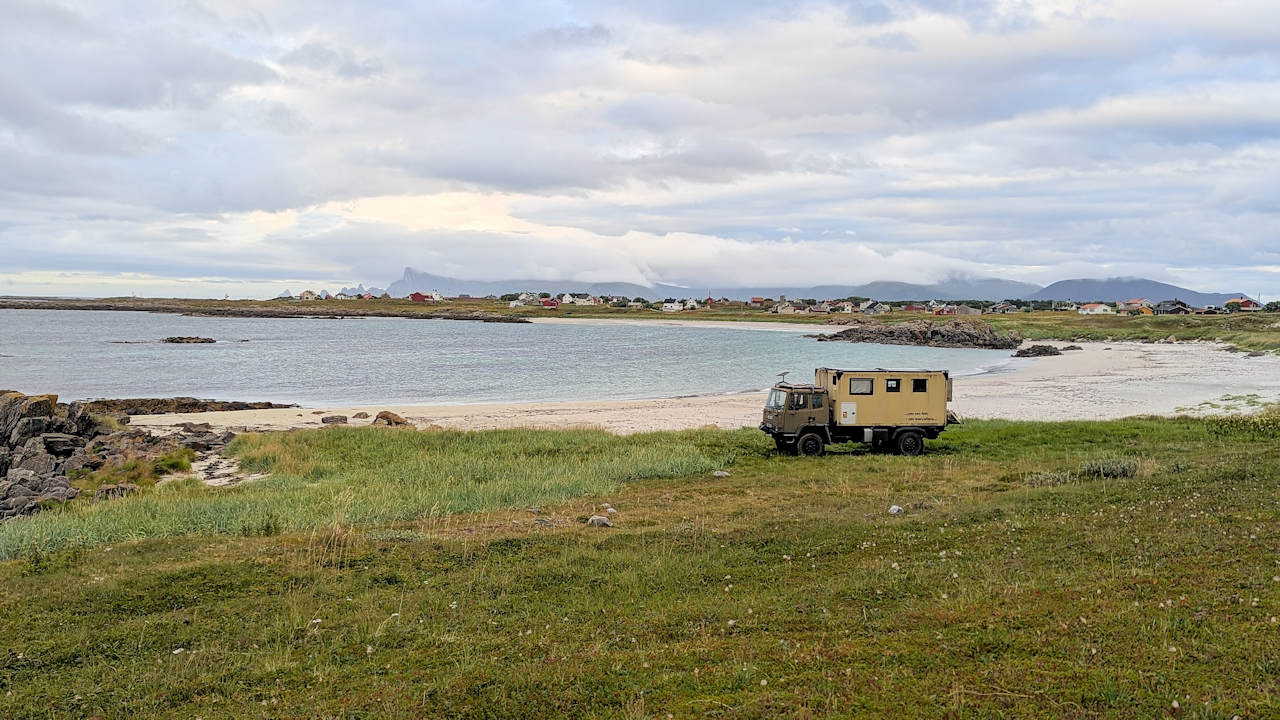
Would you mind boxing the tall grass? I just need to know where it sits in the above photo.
[0,427,756,559]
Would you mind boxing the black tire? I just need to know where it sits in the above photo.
[797,432,825,457]
[896,430,924,457]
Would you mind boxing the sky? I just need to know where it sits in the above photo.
[1,0,1278,299]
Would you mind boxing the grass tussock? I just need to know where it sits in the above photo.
[0,427,750,559]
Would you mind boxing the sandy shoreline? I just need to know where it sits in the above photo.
[128,341,1280,434]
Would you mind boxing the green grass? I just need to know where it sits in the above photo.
[1,419,1278,718]
[0,428,744,559]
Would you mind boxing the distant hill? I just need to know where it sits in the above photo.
[383,268,1042,302]
[1028,278,1250,306]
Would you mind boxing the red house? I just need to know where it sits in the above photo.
[540,298,560,308]
[408,292,429,303]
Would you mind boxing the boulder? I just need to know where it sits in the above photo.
[0,448,9,476]
[889,505,905,515]
[321,415,348,425]
[372,411,410,427]
[585,515,613,528]
[0,469,79,519]
[39,433,85,456]
[353,412,370,419]
[1013,345,1064,358]
[162,336,215,344]
[177,422,213,434]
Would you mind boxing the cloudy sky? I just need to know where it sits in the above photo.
[2,0,1278,298]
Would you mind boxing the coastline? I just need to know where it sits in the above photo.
[130,341,1280,434]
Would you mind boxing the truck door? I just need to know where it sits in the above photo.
[809,392,826,426]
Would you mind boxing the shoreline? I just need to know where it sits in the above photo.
[129,341,1280,434]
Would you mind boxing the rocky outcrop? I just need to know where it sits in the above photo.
[80,397,295,416]
[812,318,1022,350]
[0,392,243,520]
[1014,344,1064,358]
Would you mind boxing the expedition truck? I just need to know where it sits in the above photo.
[761,368,957,456]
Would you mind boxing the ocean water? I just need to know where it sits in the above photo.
[0,310,1020,405]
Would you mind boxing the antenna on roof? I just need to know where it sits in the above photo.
[777,371,790,383]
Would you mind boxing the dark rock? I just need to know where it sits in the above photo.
[1013,344,1064,358]
[321,415,348,425]
[813,319,1022,350]
[9,415,73,449]
[353,412,370,419]
[162,336,215,344]
[60,449,91,474]
[0,448,9,476]
[79,398,295,416]
[372,411,410,427]
[94,483,140,502]
[1061,345,1083,351]
[39,433,85,456]
[177,422,214,434]
[0,469,79,518]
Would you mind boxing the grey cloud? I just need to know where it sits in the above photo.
[280,42,383,79]
[526,23,613,48]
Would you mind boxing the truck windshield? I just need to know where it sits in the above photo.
[765,389,787,410]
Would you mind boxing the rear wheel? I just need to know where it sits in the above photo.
[797,432,825,457]
[895,430,924,457]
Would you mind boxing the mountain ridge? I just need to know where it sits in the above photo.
[363,268,1250,304]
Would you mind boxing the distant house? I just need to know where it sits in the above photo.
[771,301,795,315]
[684,299,700,311]
[560,293,599,306]
[408,292,430,303]
[1078,303,1116,315]
[298,290,318,301]
[332,292,357,301]
[662,301,684,313]
[933,305,957,316]
[1194,306,1221,315]
[509,300,525,308]
[1116,298,1154,313]
[835,301,856,313]
[1225,297,1262,312]
[861,301,891,316]
[1051,302,1078,312]
[1154,299,1191,315]
[901,303,928,313]
[954,305,982,316]
[626,301,645,308]
[540,298,560,308]
[809,302,832,313]
[749,297,766,308]
[988,302,1019,314]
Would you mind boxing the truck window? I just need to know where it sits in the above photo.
[765,389,787,410]
[886,379,901,393]
[849,379,872,395]
[812,394,824,409]
[789,393,808,410]
[913,378,928,392]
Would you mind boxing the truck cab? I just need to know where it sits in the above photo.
[761,368,955,456]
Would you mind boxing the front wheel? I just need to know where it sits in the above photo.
[796,432,825,457]
[895,430,924,457]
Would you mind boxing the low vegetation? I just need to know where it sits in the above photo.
[1,417,1277,717]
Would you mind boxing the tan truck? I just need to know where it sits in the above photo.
[760,368,956,456]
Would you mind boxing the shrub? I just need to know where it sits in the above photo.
[1025,470,1075,487]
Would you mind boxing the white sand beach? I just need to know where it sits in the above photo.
[130,341,1280,434]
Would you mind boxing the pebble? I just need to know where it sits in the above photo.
[713,470,731,477]
[586,515,613,528]
[889,505,904,515]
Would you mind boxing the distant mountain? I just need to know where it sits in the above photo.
[275,289,293,299]
[382,267,1042,302]
[338,284,386,297]
[1028,278,1249,306]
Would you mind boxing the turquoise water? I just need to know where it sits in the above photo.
[0,310,1020,405]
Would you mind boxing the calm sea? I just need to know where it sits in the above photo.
[0,310,1020,405]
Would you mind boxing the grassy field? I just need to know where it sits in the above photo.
[1,417,1278,718]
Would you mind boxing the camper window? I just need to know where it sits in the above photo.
[849,379,873,395]
[913,378,928,392]
[886,379,901,393]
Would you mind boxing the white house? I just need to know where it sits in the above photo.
[661,301,684,313]
[561,293,599,306]
[771,301,796,314]
[683,299,700,311]
[509,300,525,308]
[1077,303,1116,315]
[298,290,319,301]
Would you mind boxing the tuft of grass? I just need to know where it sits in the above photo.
[1080,456,1140,479]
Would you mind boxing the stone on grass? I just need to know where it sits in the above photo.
[712,470,731,477]
[888,505,904,515]
[586,515,613,528]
